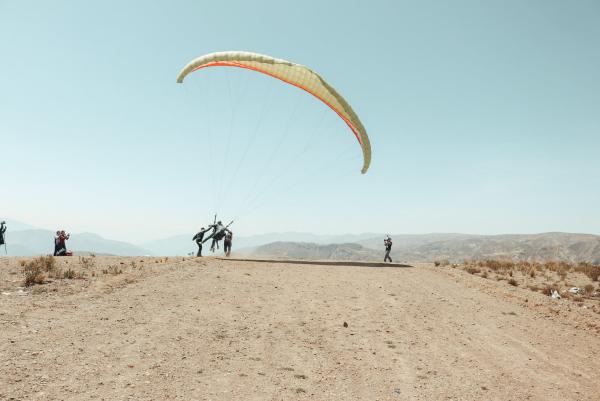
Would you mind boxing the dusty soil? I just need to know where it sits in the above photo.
[1,256,600,401]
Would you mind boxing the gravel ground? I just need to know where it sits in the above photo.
[1,256,599,400]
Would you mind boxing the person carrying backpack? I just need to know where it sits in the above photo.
[384,236,392,263]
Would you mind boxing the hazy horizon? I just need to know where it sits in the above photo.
[2,0,599,243]
[2,217,598,246]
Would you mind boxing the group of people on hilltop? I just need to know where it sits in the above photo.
[2,218,392,262]
[53,230,70,256]
[0,222,71,256]
[192,220,233,257]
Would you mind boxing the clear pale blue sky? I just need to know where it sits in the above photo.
[1,0,599,242]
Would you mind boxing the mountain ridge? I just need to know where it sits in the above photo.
[1,219,598,261]
[250,233,600,263]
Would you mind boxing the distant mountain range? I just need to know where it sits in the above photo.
[246,233,600,264]
[246,242,382,261]
[0,220,151,256]
[139,232,382,256]
[369,232,600,263]
[1,218,598,262]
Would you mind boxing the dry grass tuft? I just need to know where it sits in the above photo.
[478,259,515,272]
[79,256,95,269]
[508,278,518,287]
[63,268,76,279]
[102,265,123,275]
[466,267,481,275]
[434,260,450,267]
[23,264,45,286]
[541,285,553,296]
[22,256,59,286]
[575,262,600,282]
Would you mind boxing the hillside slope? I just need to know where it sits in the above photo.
[360,232,600,263]
[247,233,600,263]
[249,242,382,261]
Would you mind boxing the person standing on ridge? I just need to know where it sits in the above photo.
[223,231,233,257]
[203,221,231,252]
[56,230,70,256]
[53,231,61,256]
[192,227,210,257]
[384,236,392,263]
[0,221,7,253]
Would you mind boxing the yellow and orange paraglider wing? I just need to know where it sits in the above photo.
[177,51,371,174]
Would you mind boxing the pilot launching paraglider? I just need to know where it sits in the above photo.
[192,227,210,257]
[193,218,233,256]
[203,220,232,252]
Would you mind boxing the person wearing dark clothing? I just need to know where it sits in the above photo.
[384,236,392,263]
[0,221,6,246]
[53,231,61,256]
[203,221,231,252]
[0,221,6,253]
[223,231,233,257]
[202,221,220,251]
[55,230,70,256]
[192,227,210,257]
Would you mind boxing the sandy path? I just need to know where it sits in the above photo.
[1,257,599,400]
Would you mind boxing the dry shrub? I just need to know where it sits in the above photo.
[584,284,595,294]
[22,256,58,286]
[37,256,56,272]
[528,268,536,278]
[478,259,515,272]
[63,268,76,279]
[545,261,572,281]
[575,262,600,282]
[103,265,122,275]
[434,260,450,267]
[508,278,518,287]
[481,271,488,279]
[19,260,26,267]
[79,256,95,269]
[23,264,45,286]
[541,286,553,296]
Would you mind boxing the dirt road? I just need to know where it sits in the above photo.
[1,257,599,400]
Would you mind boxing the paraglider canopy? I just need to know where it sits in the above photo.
[177,51,372,174]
